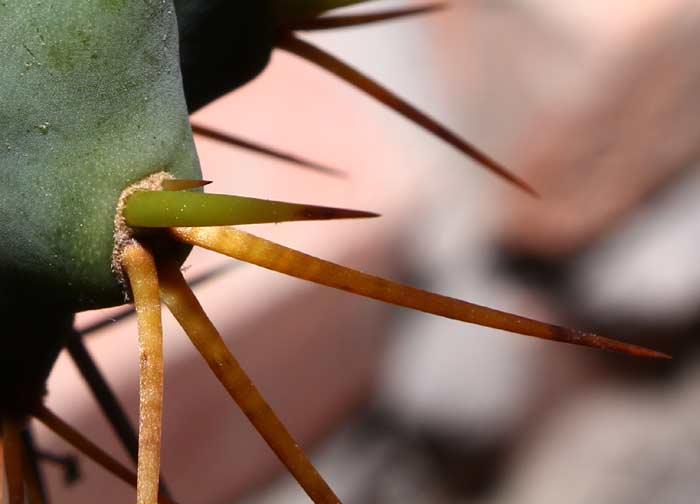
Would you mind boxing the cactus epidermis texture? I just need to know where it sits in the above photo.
[0,0,201,312]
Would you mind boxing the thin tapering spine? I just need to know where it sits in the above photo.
[122,243,165,504]
[157,259,340,504]
[124,191,378,228]
[21,430,46,504]
[170,226,668,359]
[0,439,4,504]
[277,34,536,195]
[191,123,345,177]
[288,4,445,31]
[2,419,24,504]
[22,450,43,504]
[34,406,178,504]
[66,332,174,501]
[272,0,381,22]
[161,179,212,191]
[79,261,238,338]
[66,334,141,465]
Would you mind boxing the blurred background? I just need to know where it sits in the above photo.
[37,0,700,502]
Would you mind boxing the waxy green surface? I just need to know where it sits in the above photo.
[0,0,200,311]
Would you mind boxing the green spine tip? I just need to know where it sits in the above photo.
[123,191,379,228]
[288,4,447,31]
[191,123,345,178]
[162,179,212,191]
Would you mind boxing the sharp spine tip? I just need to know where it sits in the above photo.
[288,3,447,31]
[124,190,379,228]
[190,123,345,178]
[162,179,212,191]
[169,226,668,362]
[277,34,537,196]
[562,328,670,359]
[317,208,380,219]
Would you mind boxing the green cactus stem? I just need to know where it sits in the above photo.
[0,1,200,312]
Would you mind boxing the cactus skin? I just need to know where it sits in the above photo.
[0,310,74,419]
[173,1,376,112]
[0,0,201,313]
[175,0,276,112]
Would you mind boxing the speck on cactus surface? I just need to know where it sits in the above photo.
[0,1,668,503]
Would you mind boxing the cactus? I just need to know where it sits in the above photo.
[0,1,667,503]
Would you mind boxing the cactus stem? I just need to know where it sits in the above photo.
[34,406,178,504]
[170,225,670,359]
[191,123,345,177]
[277,34,537,196]
[2,418,24,504]
[122,243,165,504]
[287,3,446,31]
[124,190,379,228]
[157,259,340,504]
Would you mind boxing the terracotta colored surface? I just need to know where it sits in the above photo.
[427,0,700,258]
[500,2,700,257]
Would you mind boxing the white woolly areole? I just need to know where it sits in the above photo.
[112,171,173,297]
